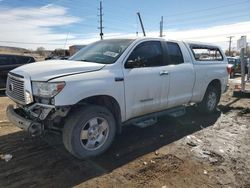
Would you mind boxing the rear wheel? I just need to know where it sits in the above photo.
[198,85,220,114]
[63,105,116,159]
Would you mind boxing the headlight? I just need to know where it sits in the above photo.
[32,81,65,98]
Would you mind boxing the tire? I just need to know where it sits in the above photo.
[197,85,220,114]
[63,105,116,159]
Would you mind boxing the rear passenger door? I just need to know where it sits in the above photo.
[164,42,195,108]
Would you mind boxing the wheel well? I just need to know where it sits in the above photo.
[76,95,122,134]
[208,79,221,98]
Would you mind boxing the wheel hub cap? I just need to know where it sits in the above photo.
[80,117,109,151]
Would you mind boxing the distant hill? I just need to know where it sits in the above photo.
[0,46,31,54]
[0,46,46,61]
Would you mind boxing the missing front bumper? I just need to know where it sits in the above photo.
[6,105,44,136]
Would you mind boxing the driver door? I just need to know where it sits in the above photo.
[123,41,170,120]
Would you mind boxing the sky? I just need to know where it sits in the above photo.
[0,0,249,50]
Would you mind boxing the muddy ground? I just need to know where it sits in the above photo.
[0,80,249,188]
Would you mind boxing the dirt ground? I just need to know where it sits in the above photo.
[0,79,249,188]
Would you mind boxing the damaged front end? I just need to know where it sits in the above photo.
[6,72,70,137]
[6,103,70,137]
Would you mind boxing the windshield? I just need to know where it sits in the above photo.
[69,39,135,64]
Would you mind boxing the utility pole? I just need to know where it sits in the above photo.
[227,36,234,56]
[247,42,250,81]
[98,1,104,40]
[247,42,250,57]
[160,16,163,37]
[63,32,69,57]
[136,14,138,37]
[137,12,146,37]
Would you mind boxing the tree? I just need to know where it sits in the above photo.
[36,47,45,56]
[225,49,239,57]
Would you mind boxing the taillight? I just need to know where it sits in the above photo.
[227,66,231,74]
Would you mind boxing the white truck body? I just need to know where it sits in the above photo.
[6,38,228,158]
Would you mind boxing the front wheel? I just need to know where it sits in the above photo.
[197,85,220,114]
[63,105,116,159]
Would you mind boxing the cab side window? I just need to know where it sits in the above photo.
[190,46,223,61]
[166,42,184,65]
[125,41,164,68]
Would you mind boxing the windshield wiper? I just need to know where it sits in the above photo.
[79,59,89,62]
[78,59,106,64]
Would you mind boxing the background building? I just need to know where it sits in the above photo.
[69,45,86,56]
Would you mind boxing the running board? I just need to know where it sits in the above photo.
[124,106,186,128]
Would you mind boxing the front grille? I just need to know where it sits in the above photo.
[6,74,25,104]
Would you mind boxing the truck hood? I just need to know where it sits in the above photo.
[11,60,105,81]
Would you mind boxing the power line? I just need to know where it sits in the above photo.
[163,6,250,24]
[1,31,249,47]
[103,19,135,27]
[2,0,249,35]
[193,0,249,14]
[9,0,249,28]
[106,13,249,31]
[164,13,250,28]
[143,1,249,26]
[161,0,249,20]
[116,10,247,30]
[97,6,250,32]
[182,31,250,40]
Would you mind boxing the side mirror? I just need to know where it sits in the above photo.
[125,57,145,69]
[125,60,135,69]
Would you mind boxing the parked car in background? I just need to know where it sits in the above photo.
[227,56,248,78]
[227,57,240,78]
[0,54,35,89]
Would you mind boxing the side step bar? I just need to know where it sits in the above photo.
[123,106,186,128]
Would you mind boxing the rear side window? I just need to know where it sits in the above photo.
[191,46,223,61]
[166,42,184,65]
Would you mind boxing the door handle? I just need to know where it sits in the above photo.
[159,70,169,76]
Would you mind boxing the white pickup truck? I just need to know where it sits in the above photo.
[6,38,228,158]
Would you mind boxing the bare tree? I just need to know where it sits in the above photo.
[36,47,45,56]
[225,50,240,57]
